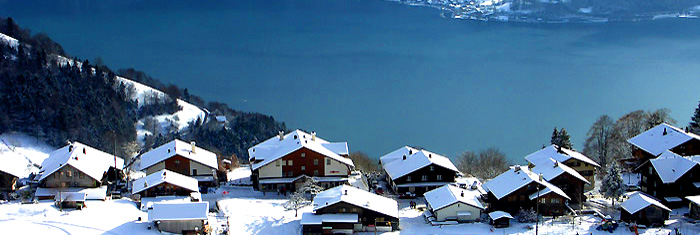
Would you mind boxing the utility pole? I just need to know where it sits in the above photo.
[536,173,542,235]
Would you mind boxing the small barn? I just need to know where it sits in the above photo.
[620,192,671,226]
[688,195,700,220]
[149,202,209,234]
[424,184,484,222]
[488,211,513,228]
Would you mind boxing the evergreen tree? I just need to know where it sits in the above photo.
[690,100,700,135]
[550,127,559,146]
[557,128,573,149]
[599,162,625,207]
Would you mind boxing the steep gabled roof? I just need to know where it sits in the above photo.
[140,139,218,171]
[645,151,699,184]
[482,166,570,201]
[0,150,34,178]
[530,158,590,184]
[380,147,459,180]
[621,192,671,214]
[424,184,484,211]
[312,185,399,219]
[39,142,124,182]
[149,202,209,221]
[525,144,600,168]
[628,123,700,157]
[132,169,199,194]
[248,130,353,171]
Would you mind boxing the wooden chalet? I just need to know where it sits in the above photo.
[525,144,599,190]
[379,146,459,196]
[529,158,590,204]
[635,152,700,207]
[627,123,700,168]
[301,185,399,234]
[482,165,571,216]
[132,169,200,198]
[140,139,219,188]
[423,184,485,222]
[248,130,354,192]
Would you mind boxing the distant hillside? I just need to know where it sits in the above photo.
[0,17,286,163]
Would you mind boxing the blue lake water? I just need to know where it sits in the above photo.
[2,0,700,162]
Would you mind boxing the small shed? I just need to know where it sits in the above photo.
[488,211,513,228]
[149,202,209,234]
[620,192,671,226]
[56,192,87,209]
[687,195,700,220]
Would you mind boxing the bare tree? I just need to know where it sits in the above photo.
[348,151,378,173]
[610,110,646,161]
[584,115,615,172]
[645,108,676,130]
[456,147,510,179]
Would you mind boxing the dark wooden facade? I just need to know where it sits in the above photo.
[316,201,399,230]
[485,181,568,216]
[136,182,196,198]
[548,173,586,205]
[637,162,700,207]
[164,155,191,176]
[387,163,458,196]
[621,205,669,226]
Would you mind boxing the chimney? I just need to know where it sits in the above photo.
[461,191,464,197]
[163,171,167,178]
[409,149,412,155]
[539,173,544,182]
[68,144,73,152]
[514,165,521,172]
[686,127,689,133]
[83,148,86,155]
[311,131,316,141]
[428,154,432,158]
[402,155,407,160]
[144,181,148,188]
[471,181,478,190]
[663,128,668,136]
[344,190,348,195]
[553,161,558,167]
[191,141,196,154]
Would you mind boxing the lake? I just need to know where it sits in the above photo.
[2,0,700,162]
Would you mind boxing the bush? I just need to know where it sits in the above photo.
[516,208,538,223]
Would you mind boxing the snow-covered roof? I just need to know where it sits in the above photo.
[380,147,459,180]
[647,152,699,183]
[150,202,209,221]
[248,130,353,171]
[313,185,399,219]
[621,192,671,214]
[528,184,570,201]
[424,185,484,211]
[132,169,200,195]
[525,144,600,168]
[530,158,590,184]
[488,211,513,220]
[454,177,487,195]
[35,186,108,200]
[627,123,700,157]
[39,142,124,182]
[58,192,87,202]
[0,149,34,178]
[687,195,700,206]
[300,213,358,225]
[482,165,570,200]
[140,139,218,171]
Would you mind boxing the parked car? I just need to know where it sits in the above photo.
[398,192,416,199]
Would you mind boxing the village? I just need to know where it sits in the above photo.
[1,124,700,235]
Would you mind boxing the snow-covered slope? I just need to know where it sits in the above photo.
[0,132,54,178]
[0,32,18,48]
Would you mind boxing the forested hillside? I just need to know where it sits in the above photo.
[0,17,286,163]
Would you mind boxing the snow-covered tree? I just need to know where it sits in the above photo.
[284,178,324,217]
[516,208,538,223]
[599,162,625,207]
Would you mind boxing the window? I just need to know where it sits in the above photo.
[326,159,331,165]
[53,173,57,179]
[276,160,280,167]
[641,175,647,183]
[406,176,412,182]
[430,166,434,171]
[288,160,293,166]
[66,170,72,178]
[519,195,527,201]
[175,160,180,165]
[550,198,561,204]
[421,175,428,181]
[340,208,346,213]
[539,198,546,204]
[314,170,319,176]
[314,159,319,165]
[648,166,653,175]
[436,175,442,181]
[301,166,306,171]
[193,169,198,176]
[79,172,85,178]
[507,195,517,202]
[282,160,286,166]
[301,153,305,158]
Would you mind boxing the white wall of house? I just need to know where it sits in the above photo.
[434,202,482,222]
[324,157,348,176]
[190,161,215,176]
[258,160,282,178]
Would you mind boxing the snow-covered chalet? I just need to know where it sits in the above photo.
[248,130,354,191]
[139,139,219,187]
[525,144,599,190]
[379,146,460,196]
